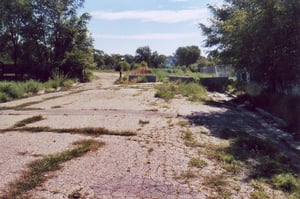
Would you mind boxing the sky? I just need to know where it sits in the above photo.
[81,0,223,56]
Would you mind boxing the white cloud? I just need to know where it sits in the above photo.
[93,33,200,40]
[91,9,209,24]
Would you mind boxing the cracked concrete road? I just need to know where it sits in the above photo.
[0,72,299,199]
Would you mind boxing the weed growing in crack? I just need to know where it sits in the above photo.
[13,115,44,128]
[177,120,190,127]
[202,173,232,198]
[182,130,201,147]
[148,147,154,153]
[4,126,137,137]
[179,170,197,180]
[139,120,150,126]
[0,96,63,111]
[2,139,104,199]
[51,105,62,109]
[189,157,208,169]
[250,191,270,199]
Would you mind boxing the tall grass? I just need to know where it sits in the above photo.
[218,129,300,197]
[0,75,75,103]
[151,68,215,83]
[155,81,209,102]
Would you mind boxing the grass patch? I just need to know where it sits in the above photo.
[13,115,44,128]
[177,120,190,127]
[202,174,232,198]
[271,173,300,193]
[5,126,137,137]
[148,147,154,153]
[217,128,300,197]
[51,105,62,109]
[182,130,201,147]
[189,157,208,169]
[154,83,176,101]
[179,170,197,180]
[0,75,77,103]
[139,120,150,126]
[155,81,208,102]
[3,139,104,199]
[0,96,63,111]
[250,191,270,199]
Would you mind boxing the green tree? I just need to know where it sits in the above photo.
[123,54,135,64]
[116,61,130,72]
[94,49,105,68]
[0,0,94,80]
[150,51,166,68]
[175,46,201,66]
[200,0,300,92]
[135,46,151,65]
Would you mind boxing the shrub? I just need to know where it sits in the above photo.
[155,82,208,102]
[23,80,42,94]
[154,83,177,101]
[0,92,11,102]
[82,69,94,82]
[188,64,198,73]
[62,79,75,88]
[0,82,24,98]
[117,61,130,72]
[271,173,300,193]
[179,82,208,102]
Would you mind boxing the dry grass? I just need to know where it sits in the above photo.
[5,126,136,137]
[189,157,208,169]
[13,115,44,128]
[202,173,232,198]
[2,139,104,199]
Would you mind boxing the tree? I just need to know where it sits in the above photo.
[200,0,300,92]
[0,0,94,80]
[150,51,166,68]
[135,46,151,64]
[123,54,135,64]
[0,0,32,65]
[175,46,201,66]
[94,49,105,68]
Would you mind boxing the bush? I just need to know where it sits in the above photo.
[155,82,208,102]
[188,64,198,73]
[0,82,24,98]
[0,92,11,102]
[62,79,75,88]
[23,80,42,94]
[117,61,130,72]
[271,173,300,193]
[179,82,208,102]
[154,83,177,101]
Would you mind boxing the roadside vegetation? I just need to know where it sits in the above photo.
[0,74,77,103]
[155,81,209,102]
[2,139,104,199]
[183,127,300,198]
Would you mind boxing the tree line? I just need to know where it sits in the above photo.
[0,0,94,81]
[201,0,300,93]
[94,45,213,72]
